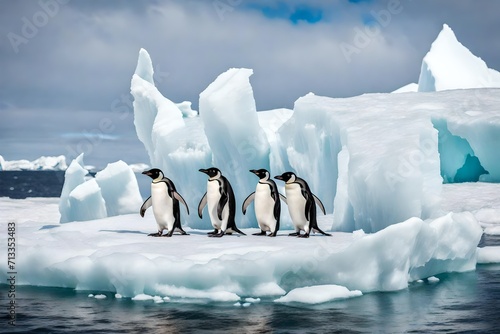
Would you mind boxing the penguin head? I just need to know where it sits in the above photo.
[142,168,164,181]
[274,172,296,184]
[250,169,270,180]
[199,167,221,180]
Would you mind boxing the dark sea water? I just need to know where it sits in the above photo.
[1,172,500,333]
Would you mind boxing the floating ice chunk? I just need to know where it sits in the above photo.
[233,302,241,307]
[275,285,362,304]
[427,276,440,283]
[94,294,107,299]
[242,302,251,307]
[477,247,500,264]
[115,293,123,299]
[132,294,154,301]
[88,294,94,298]
[250,282,286,297]
[155,285,240,302]
[95,160,142,216]
[245,297,261,303]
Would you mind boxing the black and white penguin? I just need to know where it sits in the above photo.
[274,171,330,238]
[198,167,246,237]
[140,168,190,237]
[242,169,286,237]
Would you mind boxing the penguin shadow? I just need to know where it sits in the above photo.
[99,229,149,235]
[39,225,60,230]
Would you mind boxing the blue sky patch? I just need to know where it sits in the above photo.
[246,2,323,25]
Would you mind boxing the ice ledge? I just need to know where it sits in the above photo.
[0,210,482,299]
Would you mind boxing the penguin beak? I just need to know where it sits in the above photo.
[274,175,284,181]
[199,168,208,175]
[249,169,258,175]
[142,170,152,176]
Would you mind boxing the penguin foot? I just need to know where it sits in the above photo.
[253,231,267,236]
[268,232,277,237]
[148,232,162,237]
[297,234,310,238]
[207,229,218,235]
[288,232,299,236]
[162,234,173,237]
[209,232,224,238]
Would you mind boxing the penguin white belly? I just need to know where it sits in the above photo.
[151,182,175,232]
[254,183,276,232]
[285,183,308,231]
[206,180,228,231]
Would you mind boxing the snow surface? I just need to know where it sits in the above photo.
[417,24,500,92]
[0,155,67,171]
[59,155,142,223]
[0,197,485,302]
[440,182,500,234]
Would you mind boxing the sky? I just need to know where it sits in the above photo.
[1,0,499,167]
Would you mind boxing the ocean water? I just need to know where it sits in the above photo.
[1,172,500,333]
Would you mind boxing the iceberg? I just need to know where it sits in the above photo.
[0,198,484,300]
[131,48,212,229]
[95,160,143,216]
[199,68,271,227]
[131,47,500,233]
[0,155,67,171]
[417,24,500,92]
[59,153,88,223]
[59,155,142,223]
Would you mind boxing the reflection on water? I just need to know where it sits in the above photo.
[2,265,499,333]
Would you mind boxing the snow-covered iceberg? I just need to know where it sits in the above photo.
[418,24,500,92]
[131,47,500,233]
[0,198,484,300]
[131,48,212,229]
[0,155,67,171]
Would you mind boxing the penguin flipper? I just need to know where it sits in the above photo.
[140,196,152,217]
[217,193,228,221]
[242,192,255,215]
[313,194,326,215]
[198,193,207,219]
[305,199,313,221]
[173,191,190,215]
[279,193,287,204]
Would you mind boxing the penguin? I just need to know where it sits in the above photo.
[274,172,330,238]
[140,168,190,237]
[198,167,246,237]
[242,169,286,237]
